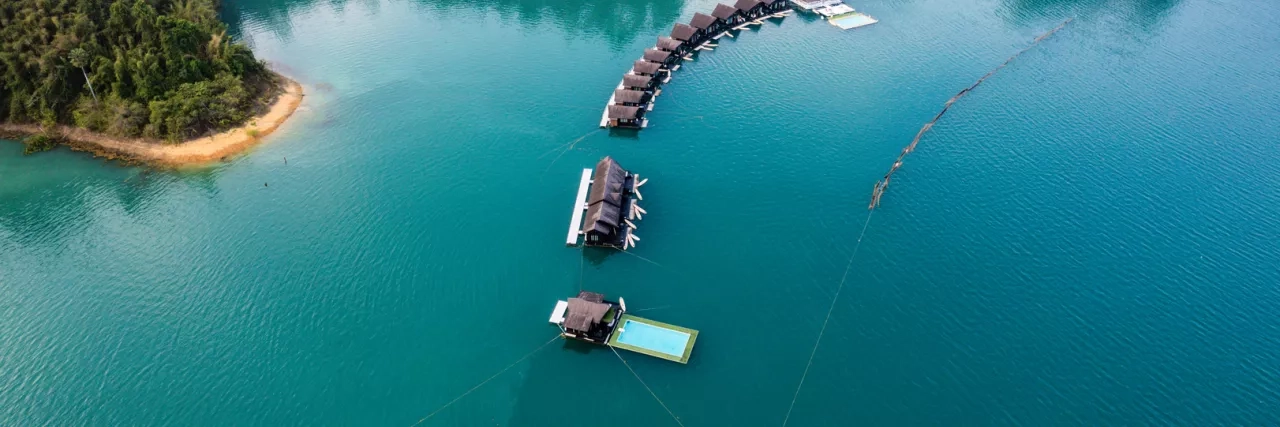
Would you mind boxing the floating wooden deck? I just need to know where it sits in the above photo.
[606,314,699,364]
[565,168,593,246]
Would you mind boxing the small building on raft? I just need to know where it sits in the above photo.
[565,156,649,247]
[669,22,702,47]
[642,48,681,70]
[656,36,691,57]
[630,60,668,83]
[712,3,745,29]
[549,291,700,364]
[734,0,768,21]
[760,0,791,14]
[620,74,658,93]
[612,89,653,110]
[690,12,727,40]
[607,105,647,129]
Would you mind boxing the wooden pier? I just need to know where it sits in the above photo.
[566,168,593,246]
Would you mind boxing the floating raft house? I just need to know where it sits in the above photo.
[600,0,793,128]
[550,291,699,364]
[565,157,648,250]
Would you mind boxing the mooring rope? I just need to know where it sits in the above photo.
[610,346,687,427]
[868,18,1074,209]
[612,248,693,280]
[781,209,876,427]
[409,334,560,426]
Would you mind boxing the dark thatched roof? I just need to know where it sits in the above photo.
[643,48,672,63]
[613,89,648,104]
[632,60,661,75]
[577,291,604,303]
[712,4,738,19]
[735,0,763,11]
[690,12,718,29]
[760,0,778,4]
[670,23,697,41]
[621,74,652,89]
[656,36,684,51]
[564,297,611,331]
[584,156,632,236]
[606,105,642,120]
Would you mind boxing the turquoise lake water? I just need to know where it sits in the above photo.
[3,0,1280,424]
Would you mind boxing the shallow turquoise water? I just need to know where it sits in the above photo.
[3,0,1280,424]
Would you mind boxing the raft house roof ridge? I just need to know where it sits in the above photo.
[712,3,738,19]
[671,23,698,40]
[690,12,718,29]
[643,48,673,62]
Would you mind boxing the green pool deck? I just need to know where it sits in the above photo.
[607,314,699,364]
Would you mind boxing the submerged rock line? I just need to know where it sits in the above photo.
[868,18,1075,209]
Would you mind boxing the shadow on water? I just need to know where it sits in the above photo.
[0,155,225,247]
[221,0,686,49]
[583,246,619,266]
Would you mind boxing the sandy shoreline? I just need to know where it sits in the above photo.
[0,77,303,167]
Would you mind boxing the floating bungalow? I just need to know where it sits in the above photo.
[606,105,647,129]
[761,0,790,14]
[565,156,648,248]
[735,0,767,21]
[690,12,725,41]
[712,3,745,30]
[642,48,680,70]
[630,60,668,84]
[599,0,797,128]
[621,74,658,92]
[613,89,653,109]
[656,36,691,58]
[550,291,699,364]
[670,23,700,46]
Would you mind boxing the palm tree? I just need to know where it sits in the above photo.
[69,48,98,104]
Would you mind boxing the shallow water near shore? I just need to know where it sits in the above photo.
[3,0,1280,424]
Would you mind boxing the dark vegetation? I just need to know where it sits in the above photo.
[0,0,277,151]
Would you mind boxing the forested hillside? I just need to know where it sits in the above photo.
[0,0,277,144]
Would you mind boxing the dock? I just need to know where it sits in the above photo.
[607,314,699,364]
[565,168,593,246]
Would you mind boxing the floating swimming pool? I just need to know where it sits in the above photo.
[608,315,699,363]
[830,13,879,30]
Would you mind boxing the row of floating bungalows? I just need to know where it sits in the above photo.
[601,0,793,129]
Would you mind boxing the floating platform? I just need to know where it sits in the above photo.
[607,314,699,364]
[829,11,878,29]
[549,294,699,364]
[565,168,593,246]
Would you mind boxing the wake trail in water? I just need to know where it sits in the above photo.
[869,18,1074,209]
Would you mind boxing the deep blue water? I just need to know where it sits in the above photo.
[3,0,1279,424]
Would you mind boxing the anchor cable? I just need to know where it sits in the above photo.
[781,209,875,427]
[408,334,560,426]
[610,346,687,427]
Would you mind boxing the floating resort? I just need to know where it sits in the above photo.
[566,156,648,250]
[550,291,699,364]
[600,0,879,128]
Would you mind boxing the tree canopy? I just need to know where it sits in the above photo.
[1,0,276,142]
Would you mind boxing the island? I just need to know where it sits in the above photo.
[0,0,302,166]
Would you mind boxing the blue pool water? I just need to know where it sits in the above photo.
[830,14,877,30]
[615,320,690,357]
